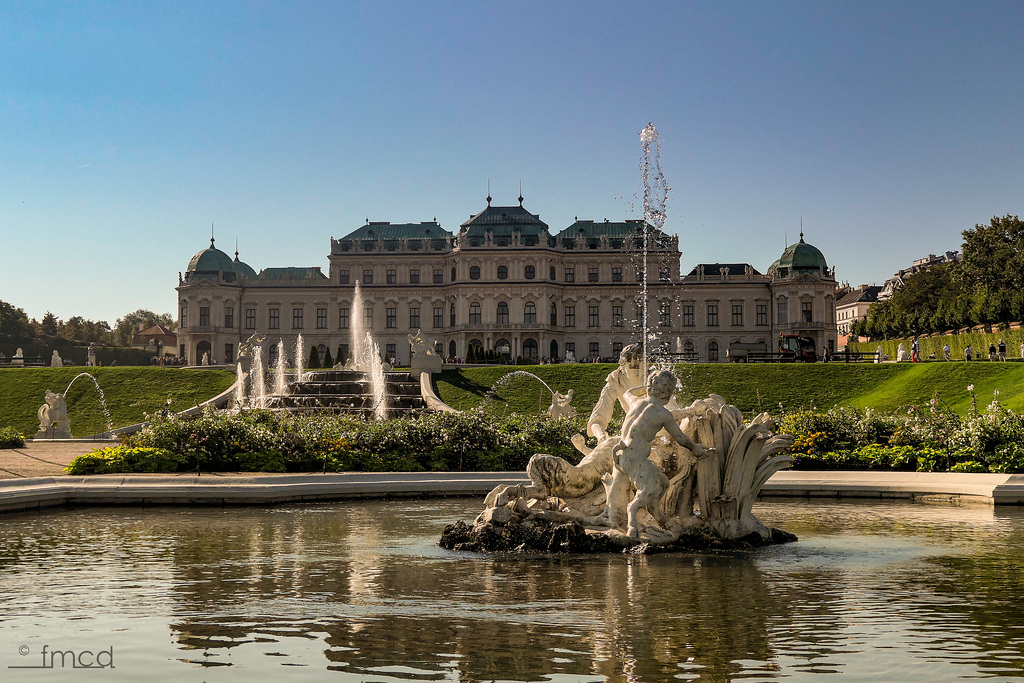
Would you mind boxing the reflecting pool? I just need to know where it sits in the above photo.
[1,499,1023,681]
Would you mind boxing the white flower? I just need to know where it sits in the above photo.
[967,384,975,392]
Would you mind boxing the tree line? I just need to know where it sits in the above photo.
[853,214,1024,340]
[0,300,173,348]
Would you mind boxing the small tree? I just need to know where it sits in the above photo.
[322,346,333,368]
[307,345,321,369]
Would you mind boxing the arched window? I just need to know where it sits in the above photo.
[470,266,481,280]
[683,340,695,357]
[523,339,538,360]
[497,265,508,280]
[550,266,556,280]
[708,341,719,362]
[469,302,481,324]
[497,302,509,325]
[524,302,537,324]
[450,302,456,326]
[469,339,483,354]
[550,302,557,325]
[267,342,279,366]
[495,339,511,359]
[448,340,457,359]
[196,341,212,365]
[525,265,535,279]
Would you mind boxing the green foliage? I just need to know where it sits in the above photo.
[0,426,25,449]
[307,345,321,369]
[0,300,32,343]
[81,408,587,475]
[64,445,185,474]
[322,346,333,368]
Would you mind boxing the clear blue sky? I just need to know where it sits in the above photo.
[2,1,1021,324]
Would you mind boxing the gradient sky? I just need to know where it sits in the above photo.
[2,1,1022,324]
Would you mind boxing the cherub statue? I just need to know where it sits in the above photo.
[546,389,576,418]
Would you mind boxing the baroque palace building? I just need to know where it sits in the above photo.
[176,198,838,366]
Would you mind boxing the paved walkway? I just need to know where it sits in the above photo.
[3,441,1024,514]
[0,441,108,479]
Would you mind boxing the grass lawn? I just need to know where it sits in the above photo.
[434,361,1024,418]
[0,368,236,438]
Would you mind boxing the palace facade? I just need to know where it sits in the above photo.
[176,199,838,366]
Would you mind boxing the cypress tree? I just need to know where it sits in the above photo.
[322,346,333,368]
[307,345,321,369]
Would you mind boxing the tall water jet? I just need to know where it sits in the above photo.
[351,281,367,368]
[364,332,388,420]
[235,362,246,406]
[640,122,668,378]
[251,345,267,407]
[274,340,288,395]
[294,334,305,379]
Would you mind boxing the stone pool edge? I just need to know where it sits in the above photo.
[1,470,1024,513]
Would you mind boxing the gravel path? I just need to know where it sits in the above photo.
[0,441,108,479]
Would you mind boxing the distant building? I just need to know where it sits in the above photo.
[131,323,177,356]
[175,198,839,365]
[877,251,960,301]
[836,284,882,344]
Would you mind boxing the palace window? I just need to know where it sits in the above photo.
[589,342,600,359]
[660,302,671,327]
[470,266,481,280]
[450,303,456,326]
[612,267,622,282]
[589,267,599,283]
[339,269,350,284]
[565,306,575,327]
[756,304,767,326]
[682,304,694,326]
[802,301,813,323]
[339,307,349,329]
[269,308,279,329]
[707,305,719,327]
[433,307,443,328]
[364,306,373,328]
[410,307,420,328]
[565,342,575,358]
[316,307,327,329]
[524,302,537,324]
[362,269,373,284]
[386,269,396,284]
[224,343,233,364]
[244,308,256,330]
[497,265,508,280]
[612,341,623,358]
[550,303,557,326]
[613,305,623,327]
[708,340,719,361]
[386,307,396,329]
[199,307,210,327]
[732,304,743,326]
[550,266,556,280]
[565,267,575,282]
[433,269,443,284]
[589,305,599,327]
[469,303,481,324]
[292,308,304,329]
[778,299,788,324]
[410,269,419,284]
[496,302,509,325]
[525,265,536,279]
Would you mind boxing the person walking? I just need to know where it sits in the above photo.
[911,338,921,362]
[989,342,997,361]
[943,343,951,360]
[965,344,973,361]
[998,339,1007,361]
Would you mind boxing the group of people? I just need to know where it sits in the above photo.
[942,339,1020,361]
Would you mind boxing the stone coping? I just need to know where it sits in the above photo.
[1,470,1023,514]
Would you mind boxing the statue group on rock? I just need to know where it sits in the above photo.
[482,344,796,546]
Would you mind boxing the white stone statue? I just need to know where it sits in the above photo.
[87,342,97,367]
[482,367,796,547]
[605,370,712,539]
[35,389,71,439]
[545,389,576,419]
[587,343,645,440]
[876,345,883,363]
[12,348,24,366]
[50,350,62,367]
[896,343,908,362]
[408,329,442,379]
[201,351,209,366]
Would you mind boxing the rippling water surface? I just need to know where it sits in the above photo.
[1,499,1023,681]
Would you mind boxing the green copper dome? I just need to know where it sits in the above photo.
[187,238,235,274]
[233,255,258,279]
[772,234,828,275]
